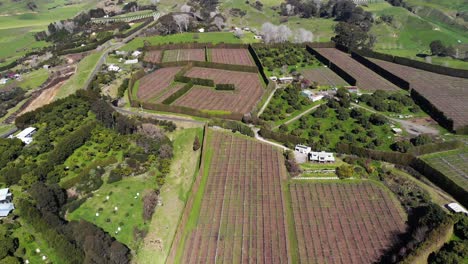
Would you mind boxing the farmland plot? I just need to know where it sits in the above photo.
[301,67,349,86]
[422,149,468,192]
[137,67,182,100]
[210,49,255,66]
[179,131,289,263]
[314,48,399,91]
[173,67,264,114]
[290,182,406,264]
[143,50,162,63]
[162,49,206,62]
[369,58,468,130]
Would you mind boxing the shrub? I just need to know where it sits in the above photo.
[215,83,235,90]
[193,135,201,151]
[107,170,123,184]
[142,190,158,221]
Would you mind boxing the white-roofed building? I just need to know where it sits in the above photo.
[295,144,311,154]
[132,50,142,57]
[14,127,36,145]
[309,151,335,163]
[124,59,138,64]
[279,76,294,83]
[108,64,120,72]
[446,203,468,215]
[0,188,14,218]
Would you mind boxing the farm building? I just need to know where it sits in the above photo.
[10,127,36,145]
[270,76,278,82]
[392,128,403,134]
[124,59,138,64]
[295,144,311,154]
[132,50,142,57]
[301,90,324,102]
[108,64,120,72]
[346,86,359,94]
[0,188,14,218]
[446,203,468,215]
[309,151,335,163]
[279,77,294,83]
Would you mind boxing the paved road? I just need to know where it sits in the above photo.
[114,107,206,125]
[251,127,291,151]
[351,103,439,135]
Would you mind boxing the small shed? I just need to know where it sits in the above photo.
[446,203,468,215]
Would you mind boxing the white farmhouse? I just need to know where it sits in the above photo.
[446,203,468,215]
[0,188,14,218]
[124,59,138,64]
[295,144,311,154]
[108,64,120,72]
[11,127,36,145]
[132,50,142,57]
[279,77,294,83]
[0,78,8,85]
[309,151,335,163]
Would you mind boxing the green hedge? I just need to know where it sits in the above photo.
[174,75,214,86]
[215,83,235,90]
[259,128,303,146]
[162,82,193,104]
[209,119,254,137]
[335,143,415,166]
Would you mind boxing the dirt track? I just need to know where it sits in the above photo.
[19,80,66,114]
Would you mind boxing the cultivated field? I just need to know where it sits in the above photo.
[314,48,399,91]
[301,67,348,86]
[162,49,206,62]
[210,48,255,66]
[422,149,468,192]
[290,182,406,264]
[137,67,182,100]
[143,50,162,63]
[369,58,468,130]
[178,131,289,263]
[173,67,264,114]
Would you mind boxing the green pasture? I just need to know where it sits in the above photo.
[0,68,50,90]
[365,2,468,69]
[218,0,336,42]
[56,51,104,99]
[173,129,214,263]
[136,128,203,264]
[12,220,63,264]
[122,32,259,51]
[0,26,48,64]
[68,175,157,250]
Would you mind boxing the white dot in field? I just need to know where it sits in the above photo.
[25,260,29,264]
[134,196,137,199]
[136,192,140,196]
[118,227,121,231]
[36,248,40,253]
[115,207,118,211]
[96,213,100,217]
[106,196,110,200]
[42,255,47,260]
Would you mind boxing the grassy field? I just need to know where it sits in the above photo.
[0,68,50,90]
[173,129,214,263]
[68,175,157,250]
[364,2,468,69]
[122,32,259,51]
[136,127,203,264]
[56,51,103,99]
[218,0,336,42]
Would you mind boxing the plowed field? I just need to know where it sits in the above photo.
[179,131,289,263]
[210,49,255,66]
[173,67,263,114]
[137,67,182,100]
[162,49,206,62]
[143,50,162,63]
[290,182,406,264]
[301,67,349,86]
[314,48,398,91]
